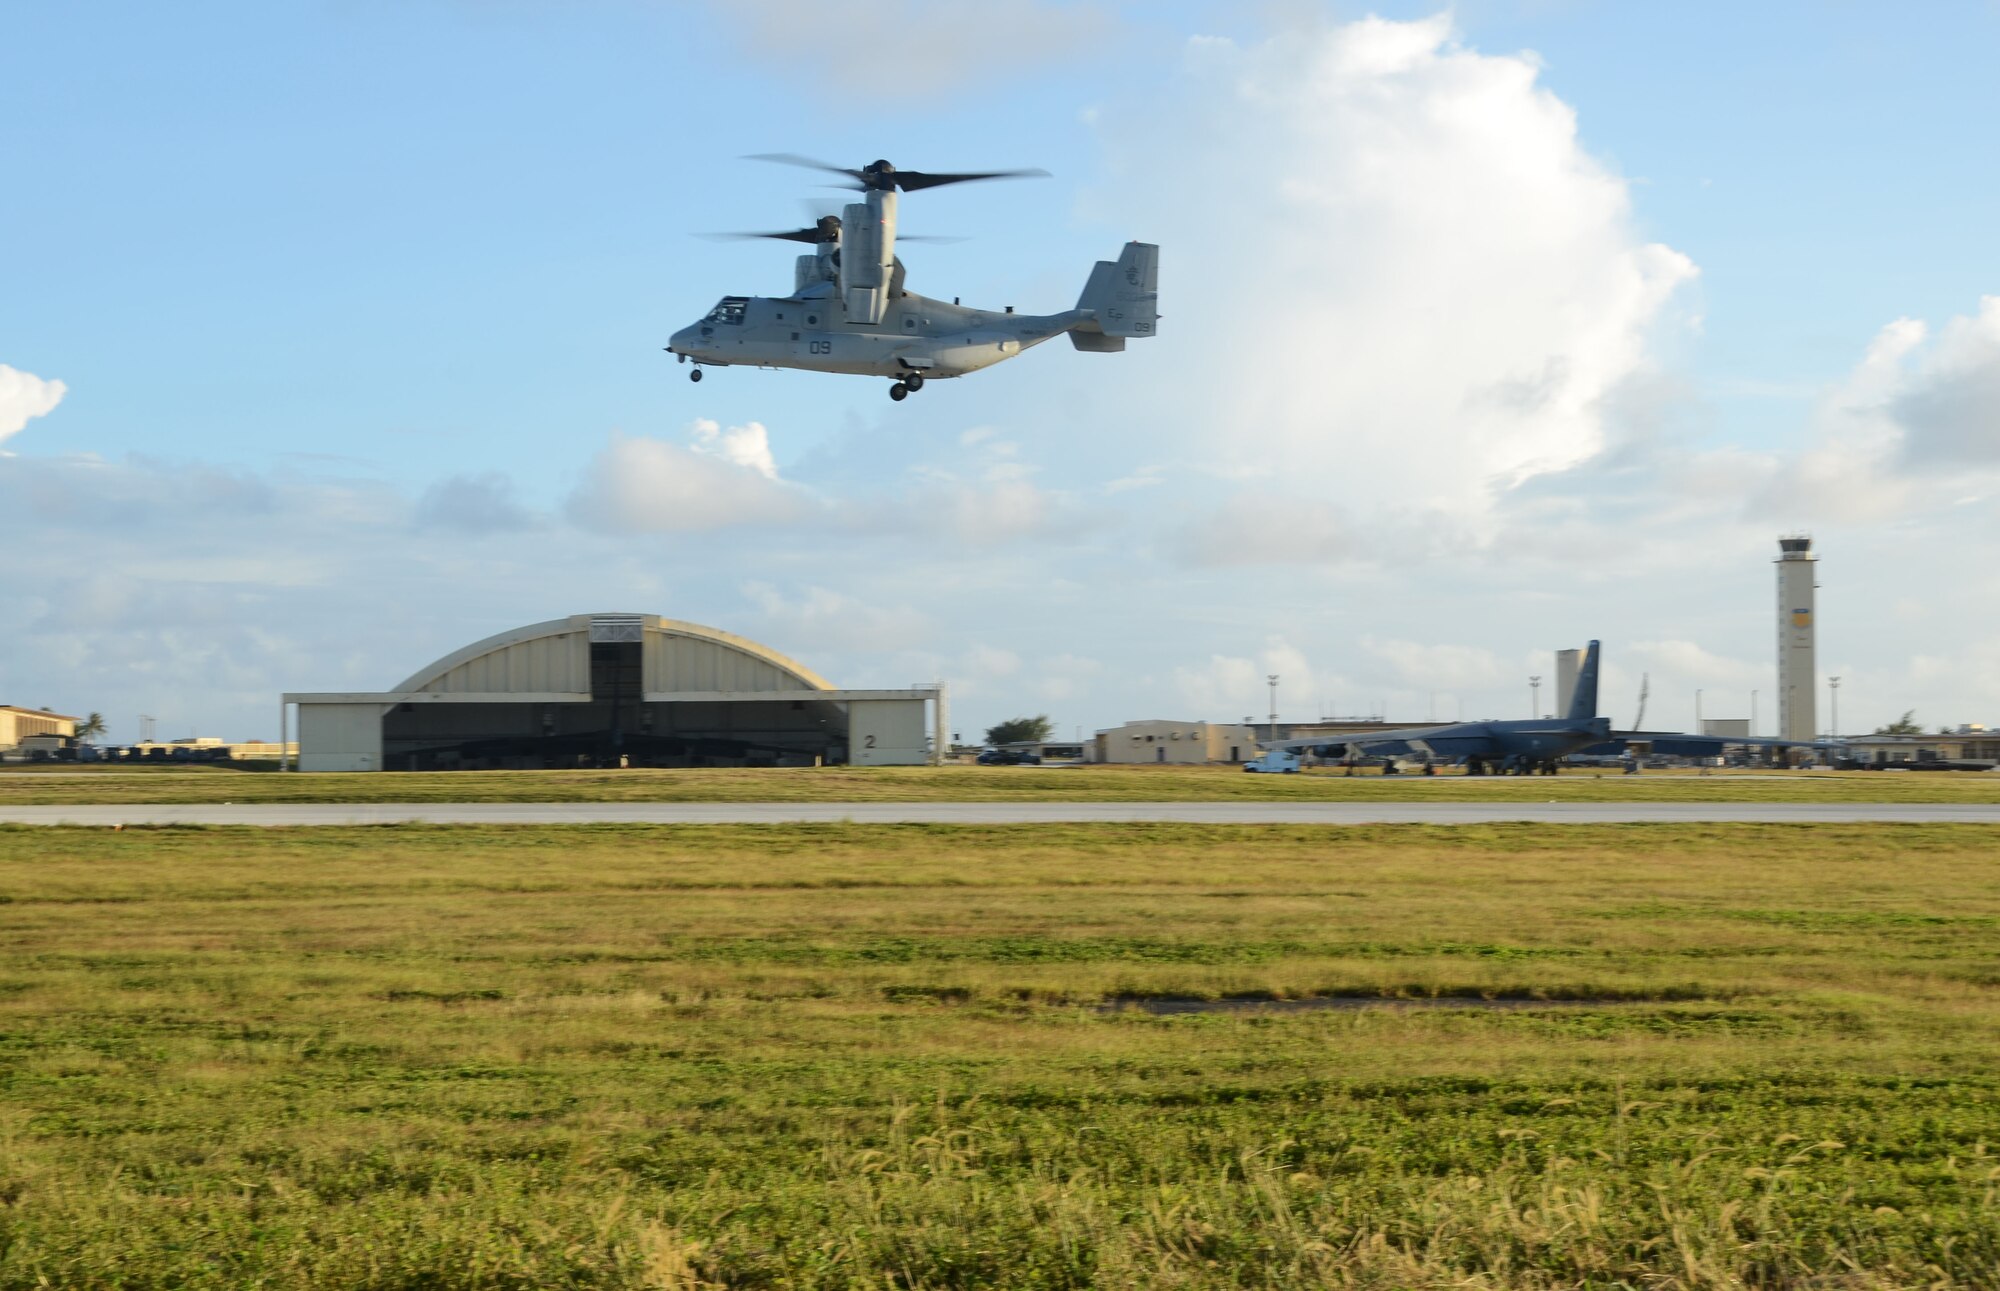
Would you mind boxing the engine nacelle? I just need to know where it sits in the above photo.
[794,248,837,294]
[838,192,896,324]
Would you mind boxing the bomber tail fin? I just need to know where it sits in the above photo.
[1566,640,1601,722]
[1071,241,1158,351]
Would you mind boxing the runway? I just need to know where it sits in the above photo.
[6,802,2000,826]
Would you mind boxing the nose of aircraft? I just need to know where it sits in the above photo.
[668,324,701,357]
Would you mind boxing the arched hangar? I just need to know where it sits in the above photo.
[282,613,944,771]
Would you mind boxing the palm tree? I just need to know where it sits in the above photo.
[75,712,108,744]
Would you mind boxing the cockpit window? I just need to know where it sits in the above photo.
[704,297,749,325]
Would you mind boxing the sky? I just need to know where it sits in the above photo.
[5,0,2000,745]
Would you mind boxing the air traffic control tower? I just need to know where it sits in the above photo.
[1776,536,1818,742]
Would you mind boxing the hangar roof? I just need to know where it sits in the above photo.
[391,613,835,696]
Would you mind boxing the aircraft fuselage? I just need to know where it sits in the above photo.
[667,290,1088,380]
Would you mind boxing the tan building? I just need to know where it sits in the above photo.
[1842,729,2000,767]
[125,738,298,761]
[1093,720,1261,765]
[0,705,78,752]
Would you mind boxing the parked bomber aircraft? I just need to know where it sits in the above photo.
[666,156,1159,400]
[1262,642,1824,774]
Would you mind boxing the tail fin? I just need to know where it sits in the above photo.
[1565,640,1601,722]
[1071,241,1158,351]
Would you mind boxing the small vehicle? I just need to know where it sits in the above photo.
[977,748,1043,766]
[1242,750,1301,774]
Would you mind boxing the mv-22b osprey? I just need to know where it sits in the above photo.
[667,155,1159,401]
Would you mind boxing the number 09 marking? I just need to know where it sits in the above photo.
[808,340,833,355]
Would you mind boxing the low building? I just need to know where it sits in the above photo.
[1842,730,2000,767]
[283,612,944,771]
[117,738,298,762]
[1093,720,1261,765]
[0,706,78,754]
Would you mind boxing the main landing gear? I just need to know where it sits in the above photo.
[889,372,926,401]
[689,368,703,382]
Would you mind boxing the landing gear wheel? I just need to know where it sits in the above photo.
[903,373,925,392]
[689,368,703,383]
[889,382,909,401]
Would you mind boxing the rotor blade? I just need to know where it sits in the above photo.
[697,228,827,244]
[700,229,963,245]
[744,153,865,183]
[893,167,1050,192]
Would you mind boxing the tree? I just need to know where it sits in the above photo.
[1873,710,1923,736]
[74,712,108,743]
[984,715,1054,746]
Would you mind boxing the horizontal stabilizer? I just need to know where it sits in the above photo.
[1070,331,1126,353]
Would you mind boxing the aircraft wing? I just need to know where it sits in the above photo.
[1594,731,1833,757]
[1265,725,1470,758]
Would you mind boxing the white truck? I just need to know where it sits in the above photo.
[1241,749,1301,774]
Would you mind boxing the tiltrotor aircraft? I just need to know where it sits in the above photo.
[666,155,1158,400]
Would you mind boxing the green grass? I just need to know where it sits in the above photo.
[2,822,1997,1288]
[5,762,2000,805]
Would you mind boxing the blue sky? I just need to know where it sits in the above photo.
[6,2,2000,744]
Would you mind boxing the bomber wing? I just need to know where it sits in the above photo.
[1593,731,1834,757]
[1265,723,1483,759]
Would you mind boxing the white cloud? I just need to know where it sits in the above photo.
[1171,653,1259,719]
[1894,297,2000,467]
[1172,637,1332,721]
[1749,299,2000,524]
[0,364,67,447]
[414,472,538,534]
[1089,14,1696,550]
[879,432,1088,545]
[1025,653,1104,704]
[1104,464,1165,494]
[907,474,1060,544]
[738,581,930,653]
[1172,492,1361,567]
[568,423,812,533]
[1624,639,1763,690]
[967,644,1020,678]
[1360,638,1505,693]
[690,417,779,478]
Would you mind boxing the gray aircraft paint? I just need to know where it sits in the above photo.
[667,169,1156,389]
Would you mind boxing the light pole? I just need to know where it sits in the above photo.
[1829,676,1841,741]
[1267,675,1279,741]
[1750,690,1758,737]
[1529,675,1541,719]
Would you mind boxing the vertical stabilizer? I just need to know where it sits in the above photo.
[1565,640,1601,722]
[1074,241,1158,339]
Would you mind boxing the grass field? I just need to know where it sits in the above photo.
[5,762,2000,805]
[2,821,1996,1288]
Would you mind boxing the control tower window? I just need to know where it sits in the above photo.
[704,297,749,325]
